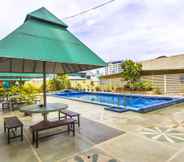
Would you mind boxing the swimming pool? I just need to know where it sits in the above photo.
[54,91,184,112]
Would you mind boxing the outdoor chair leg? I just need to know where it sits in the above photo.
[7,128,10,144]
[35,131,39,148]
[4,122,6,133]
[32,131,35,144]
[58,111,61,120]
[77,115,80,127]
[21,126,23,141]
[72,122,75,136]
[67,124,70,135]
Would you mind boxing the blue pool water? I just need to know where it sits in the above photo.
[54,91,184,112]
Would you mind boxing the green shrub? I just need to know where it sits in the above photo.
[154,87,161,94]
[0,87,5,96]
[75,83,82,91]
[20,84,40,104]
[23,83,40,93]
[7,83,40,104]
[115,87,124,92]
[47,74,71,91]
[48,78,62,91]
[142,81,152,91]
[95,86,101,91]
[8,85,21,96]
[125,81,152,91]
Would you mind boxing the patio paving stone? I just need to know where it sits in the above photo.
[0,129,38,162]
[97,132,177,162]
[61,148,122,162]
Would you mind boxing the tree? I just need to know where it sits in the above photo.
[57,74,71,89]
[48,74,71,91]
[121,60,142,84]
[48,78,61,91]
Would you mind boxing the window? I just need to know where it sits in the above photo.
[180,75,184,83]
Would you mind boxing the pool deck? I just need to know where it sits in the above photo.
[1,96,184,162]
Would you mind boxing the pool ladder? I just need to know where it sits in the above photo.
[113,95,126,109]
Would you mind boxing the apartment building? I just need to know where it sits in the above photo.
[105,60,123,75]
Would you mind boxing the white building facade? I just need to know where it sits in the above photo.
[105,61,123,75]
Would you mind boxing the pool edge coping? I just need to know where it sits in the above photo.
[51,91,184,113]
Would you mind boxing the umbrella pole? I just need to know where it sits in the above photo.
[43,62,47,107]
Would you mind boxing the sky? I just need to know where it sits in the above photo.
[1,0,184,62]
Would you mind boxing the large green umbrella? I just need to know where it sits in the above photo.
[0,72,43,79]
[0,7,106,106]
[0,73,44,91]
[0,78,32,81]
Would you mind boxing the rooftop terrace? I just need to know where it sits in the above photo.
[1,96,184,162]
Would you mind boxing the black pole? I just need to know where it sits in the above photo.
[43,62,46,107]
[20,77,23,87]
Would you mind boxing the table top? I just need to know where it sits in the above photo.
[20,103,68,113]
[4,116,23,128]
